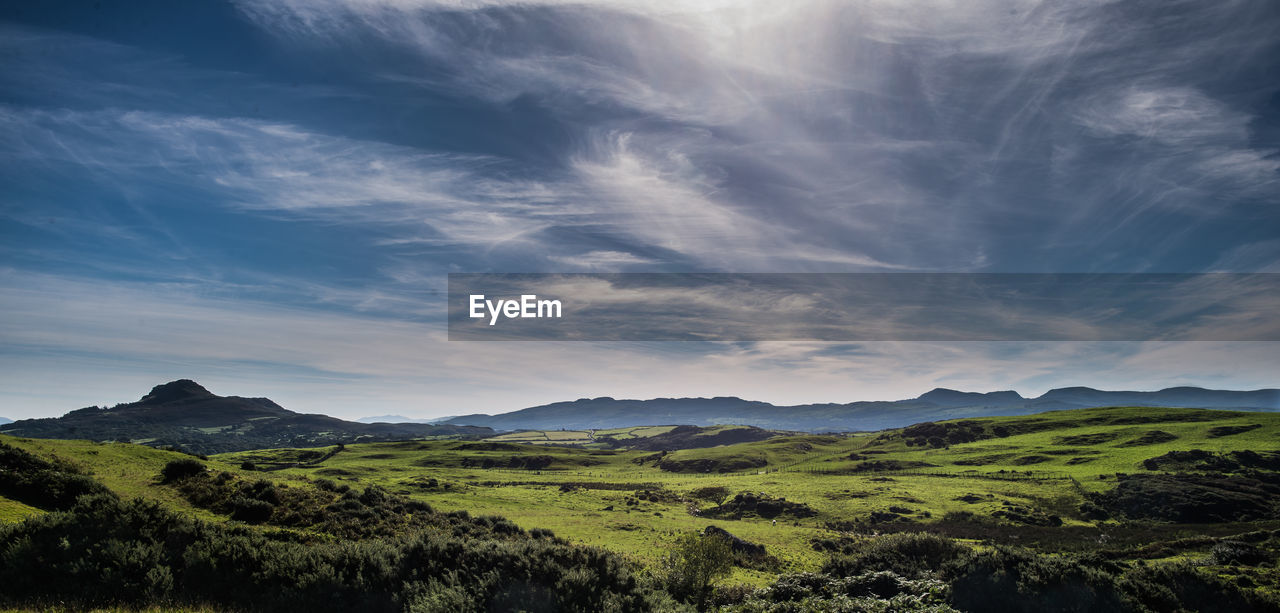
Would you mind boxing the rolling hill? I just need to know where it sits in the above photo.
[0,379,492,454]
[442,386,1280,432]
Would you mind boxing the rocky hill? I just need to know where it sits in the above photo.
[0,380,492,454]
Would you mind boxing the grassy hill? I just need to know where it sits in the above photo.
[4,404,1280,610]
[484,424,782,451]
[201,406,1280,580]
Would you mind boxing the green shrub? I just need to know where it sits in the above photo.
[662,531,734,610]
[160,458,207,482]
[0,441,113,510]
[822,533,969,579]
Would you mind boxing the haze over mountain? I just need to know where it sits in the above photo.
[0,417,11,425]
[442,387,1280,432]
[0,380,492,454]
[4,381,1276,452]
[356,415,455,425]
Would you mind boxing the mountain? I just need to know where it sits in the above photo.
[1027,386,1280,411]
[0,380,492,454]
[356,415,452,424]
[0,417,11,425]
[441,386,1280,433]
[916,388,1024,407]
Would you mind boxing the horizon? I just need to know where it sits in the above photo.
[2,2,1278,420]
[6,377,1278,423]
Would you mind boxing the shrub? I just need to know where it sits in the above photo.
[1210,541,1274,566]
[0,442,112,510]
[160,458,207,483]
[690,486,732,506]
[945,547,1125,613]
[229,496,275,523]
[823,533,969,579]
[663,531,734,610]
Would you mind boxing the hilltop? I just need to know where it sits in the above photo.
[0,380,492,454]
[442,386,1280,432]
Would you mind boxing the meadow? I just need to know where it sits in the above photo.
[4,404,1279,609]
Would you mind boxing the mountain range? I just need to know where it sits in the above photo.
[3,381,1276,453]
[0,380,491,454]
[441,386,1280,432]
[356,415,455,424]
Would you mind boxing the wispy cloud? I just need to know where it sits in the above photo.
[2,2,1277,418]
[231,0,1280,273]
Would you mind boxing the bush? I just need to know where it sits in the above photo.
[663,531,734,610]
[1211,541,1274,566]
[0,491,656,612]
[690,486,732,506]
[229,496,275,522]
[823,533,969,579]
[945,547,1126,613]
[160,458,207,483]
[0,442,112,510]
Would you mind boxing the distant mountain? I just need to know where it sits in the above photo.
[0,417,11,425]
[0,380,492,454]
[916,388,1024,407]
[356,415,452,424]
[441,386,1280,432]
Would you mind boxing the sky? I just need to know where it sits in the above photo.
[1,0,1278,420]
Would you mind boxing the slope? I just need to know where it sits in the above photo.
[0,380,492,454]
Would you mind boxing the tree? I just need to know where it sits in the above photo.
[663,530,733,611]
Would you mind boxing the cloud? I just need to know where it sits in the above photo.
[2,1,1277,418]
[1074,85,1278,195]
[545,250,655,270]
[228,0,1279,274]
[7,271,1278,421]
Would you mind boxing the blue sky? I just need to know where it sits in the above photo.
[1,1,1278,420]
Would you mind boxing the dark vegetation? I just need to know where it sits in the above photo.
[0,494,655,612]
[885,409,1239,449]
[1090,473,1280,523]
[658,455,769,473]
[1143,449,1280,472]
[166,459,535,540]
[0,440,111,509]
[701,493,818,520]
[0,454,657,612]
[714,532,1280,613]
[606,425,779,451]
[1209,424,1264,437]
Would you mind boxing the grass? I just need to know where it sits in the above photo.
[0,435,244,522]
[6,406,1280,582]
[485,424,734,446]
[0,496,43,523]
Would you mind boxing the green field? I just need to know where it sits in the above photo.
[486,425,714,446]
[200,407,1280,582]
[5,405,1280,595]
